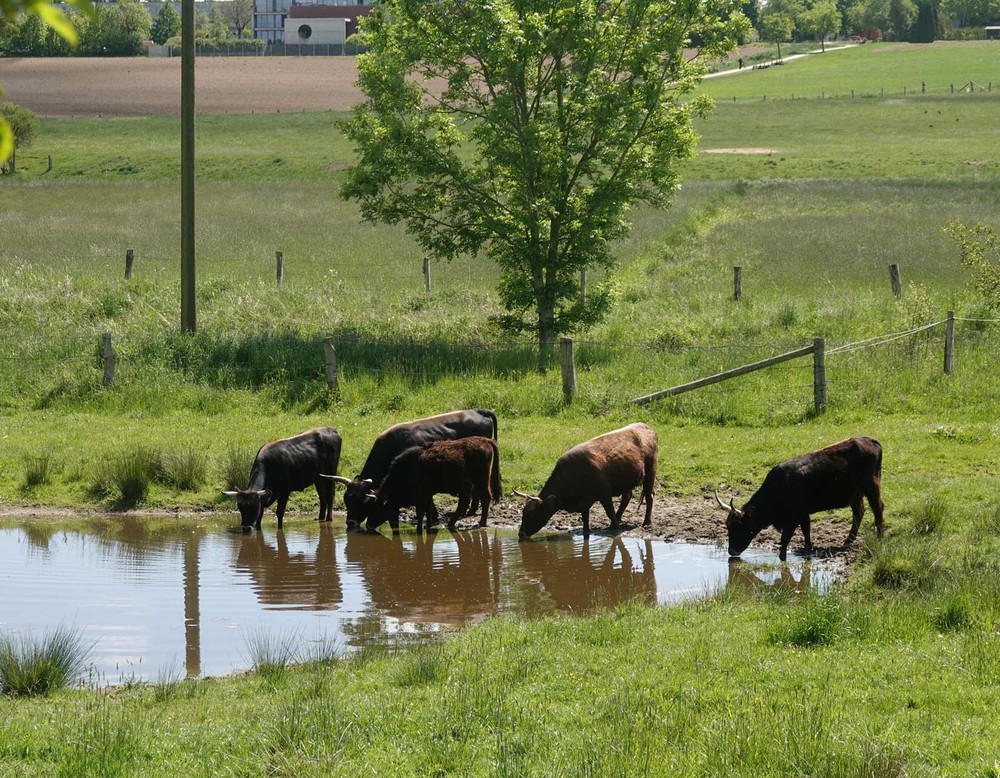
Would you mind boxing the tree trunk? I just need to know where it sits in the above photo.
[537,301,556,371]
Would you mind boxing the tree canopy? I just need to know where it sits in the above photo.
[341,0,748,356]
[151,1,180,45]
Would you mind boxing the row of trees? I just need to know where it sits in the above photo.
[0,0,255,56]
[745,0,994,48]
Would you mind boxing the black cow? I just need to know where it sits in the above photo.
[516,422,659,538]
[366,436,502,533]
[716,435,884,561]
[224,427,342,531]
[322,409,497,529]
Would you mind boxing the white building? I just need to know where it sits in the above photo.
[254,0,372,44]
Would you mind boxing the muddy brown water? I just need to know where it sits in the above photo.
[0,517,835,685]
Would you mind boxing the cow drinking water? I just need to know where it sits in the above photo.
[224,427,342,531]
[516,423,659,538]
[322,409,497,530]
[716,435,884,561]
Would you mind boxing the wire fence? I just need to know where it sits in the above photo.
[1,314,996,423]
[719,80,998,103]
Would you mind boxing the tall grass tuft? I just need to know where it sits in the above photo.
[393,640,446,688]
[865,538,943,593]
[0,625,92,696]
[932,592,974,632]
[160,447,208,491]
[90,447,162,507]
[770,595,843,647]
[21,454,51,489]
[243,628,299,685]
[222,445,257,491]
[911,495,947,535]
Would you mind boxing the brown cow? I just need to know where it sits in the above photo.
[716,435,884,561]
[366,436,502,532]
[516,422,658,538]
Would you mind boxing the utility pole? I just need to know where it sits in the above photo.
[181,0,196,332]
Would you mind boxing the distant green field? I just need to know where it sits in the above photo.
[700,40,1000,100]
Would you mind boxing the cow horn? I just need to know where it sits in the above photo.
[255,490,268,497]
[365,492,378,500]
[513,489,543,504]
[222,490,239,497]
[361,479,374,487]
[714,489,734,512]
[320,474,352,485]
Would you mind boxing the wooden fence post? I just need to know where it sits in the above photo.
[889,263,902,298]
[423,256,431,295]
[276,251,284,285]
[560,336,576,404]
[733,266,742,302]
[580,269,587,307]
[125,249,135,280]
[813,337,826,414]
[46,155,53,173]
[102,332,116,387]
[944,310,955,375]
[323,338,339,393]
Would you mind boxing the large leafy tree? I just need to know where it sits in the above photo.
[219,0,253,39]
[756,9,795,58]
[341,0,747,358]
[799,0,842,49]
[0,101,37,174]
[0,0,92,160]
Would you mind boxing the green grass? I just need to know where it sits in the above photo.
[0,625,92,697]
[1,41,1000,773]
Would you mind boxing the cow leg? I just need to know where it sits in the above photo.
[316,480,333,522]
[600,496,618,530]
[477,483,490,528]
[847,494,865,542]
[581,506,591,536]
[426,501,440,530]
[449,492,469,532]
[866,483,885,538]
[274,495,289,530]
[800,514,813,554]
[642,469,655,527]
[614,491,632,525]
[778,523,798,561]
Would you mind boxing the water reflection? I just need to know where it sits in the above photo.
[518,536,657,613]
[0,518,833,684]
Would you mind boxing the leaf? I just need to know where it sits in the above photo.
[0,118,11,164]
[28,1,78,44]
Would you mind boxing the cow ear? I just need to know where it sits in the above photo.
[545,495,558,507]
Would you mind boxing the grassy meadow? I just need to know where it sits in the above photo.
[1,42,1000,774]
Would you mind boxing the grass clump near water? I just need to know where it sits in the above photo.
[20,453,51,489]
[90,446,162,508]
[0,625,91,697]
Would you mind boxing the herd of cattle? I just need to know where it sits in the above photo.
[224,408,885,560]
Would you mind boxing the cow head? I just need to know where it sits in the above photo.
[363,491,397,532]
[223,489,272,531]
[715,490,756,557]
[341,477,377,529]
[515,490,558,539]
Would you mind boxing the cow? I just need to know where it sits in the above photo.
[715,435,884,561]
[223,427,342,531]
[366,436,502,533]
[515,422,658,539]
[321,409,498,530]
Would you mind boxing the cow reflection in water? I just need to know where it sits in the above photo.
[518,536,657,613]
[725,559,813,596]
[344,529,501,627]
[235,524,343,610]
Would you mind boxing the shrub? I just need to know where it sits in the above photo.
[0,625,92,696]
[0,101,38,175]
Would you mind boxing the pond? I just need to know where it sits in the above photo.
[0,517,833,685]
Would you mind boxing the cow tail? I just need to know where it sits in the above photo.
[490,440,502,504]
[479,409,498,440]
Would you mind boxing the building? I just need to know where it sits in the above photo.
[254,0,372,44]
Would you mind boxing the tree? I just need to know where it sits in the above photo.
[341,0,748,359]
[911,0,937,40]
[799,0,842,49]
[757,10,795,58]
[151,1,180,45]
[889,0,918,36]
[219,0,253,39]
[0,101,38,174]
[947,222,1000,310]
[0,0,93,162]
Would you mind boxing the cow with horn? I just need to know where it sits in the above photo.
[716,436,885,561]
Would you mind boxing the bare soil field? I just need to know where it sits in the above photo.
[0,56,366,117]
